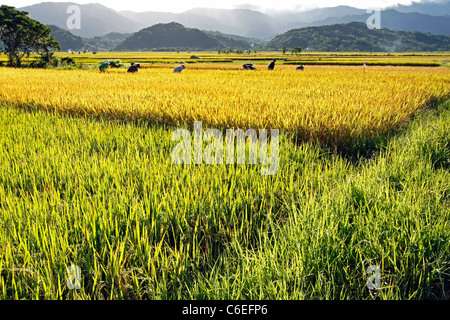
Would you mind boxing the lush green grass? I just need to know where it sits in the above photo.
[0,99,449,300]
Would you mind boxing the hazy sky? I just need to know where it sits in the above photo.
[1,0,445,13]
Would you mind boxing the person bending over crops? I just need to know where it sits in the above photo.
[99,61,110,72]
[268,59,276,70]
[127,63,141,73]
[243,63,256,70]
[296,65,304,71]
[174,64,186,73]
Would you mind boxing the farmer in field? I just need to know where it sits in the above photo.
[296,65,304,71]
[99,61,110,72]
[268,59,276,70]
[243,63,256,70]
[173,64,185,73]
[127,63,141,73]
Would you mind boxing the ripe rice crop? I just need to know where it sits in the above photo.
[0,62,449,300]
[0,99,449,300]
[0,66,448,152]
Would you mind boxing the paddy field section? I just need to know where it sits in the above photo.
[0,66,448,153]
[0,62,449,300]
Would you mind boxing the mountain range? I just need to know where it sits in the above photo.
[45,23,257,52]
[18,1,450,39]
[44,21,449,53]
[266,22,450,52]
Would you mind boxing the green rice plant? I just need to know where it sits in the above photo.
[0,99,449,299]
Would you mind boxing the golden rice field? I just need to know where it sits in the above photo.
[1,59,450,301]
[0,65,448,151]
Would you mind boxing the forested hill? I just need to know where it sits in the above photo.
[115,22,252,51]
[265,22,450,52]
[40,23,253,52]
[47,24,130,51]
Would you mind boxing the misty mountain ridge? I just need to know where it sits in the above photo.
[47,21,449,53]
[45,22,256,52]
[391,1,450,16]
[266,21,450,52]
[18,2,450,39]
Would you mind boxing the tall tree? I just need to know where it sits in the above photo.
[0,5,60,67]
[291,46,302,56]
[31,24,61,63]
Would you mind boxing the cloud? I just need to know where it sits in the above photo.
[5,0,447,13]
[233,3,262,10]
